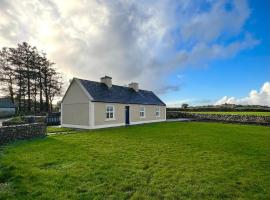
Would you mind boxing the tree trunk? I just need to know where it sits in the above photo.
[18,74,22,112]
[8,77,14,103]
[44,73,49,112]
[50,102,53,113]
[34,83,37,115]
[39,69,43,112]
[27,66,31,113]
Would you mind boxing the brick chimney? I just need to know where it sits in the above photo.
[128,82,139,92]
[100,76,112,88]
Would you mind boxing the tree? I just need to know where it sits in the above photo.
[0,42,63,114]
[181,103,189,109]
[43,64,62,112]
[0,48,16,103]
[8,46,25,112]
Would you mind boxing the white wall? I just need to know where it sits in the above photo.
[61,80,91,127]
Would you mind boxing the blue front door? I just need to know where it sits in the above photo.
[125,106,130,125]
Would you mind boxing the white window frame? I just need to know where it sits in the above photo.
[105,105,115,120]
[139,106,145,118]
[155,107,160,117]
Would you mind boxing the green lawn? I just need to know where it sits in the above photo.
[0,122,270,199]
[46,126,75,133]
[187,111,270,116]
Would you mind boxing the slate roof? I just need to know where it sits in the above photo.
[0,98,16,108]
[78,78,166,106]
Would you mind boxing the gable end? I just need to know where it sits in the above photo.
[62,78,93,104]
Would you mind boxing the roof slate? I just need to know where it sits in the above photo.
[0,98,16,108]
[78,78,166,106]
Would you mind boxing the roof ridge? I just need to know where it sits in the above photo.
[77,78,153,93]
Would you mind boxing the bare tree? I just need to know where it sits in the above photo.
[0,48,16,103]
[0,42,63,114]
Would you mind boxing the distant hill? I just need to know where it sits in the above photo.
[167,104,270,112]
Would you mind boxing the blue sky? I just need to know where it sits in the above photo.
[0,0,269,106]
[162,0,270,106]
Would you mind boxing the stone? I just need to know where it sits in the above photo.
[0,123,46,145]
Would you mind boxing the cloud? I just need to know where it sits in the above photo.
[157,85,181,94]
[180,0,250,42]
[0,0,258,94]
[215,82,270,106]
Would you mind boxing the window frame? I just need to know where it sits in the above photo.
[139,106,145,118]
[105,105,115,120]
[155,107,160,117]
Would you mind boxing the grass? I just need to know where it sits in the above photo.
[46,126,75,133]
[187,111,270,116]
[0,122,270,199]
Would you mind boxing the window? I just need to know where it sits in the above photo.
[140,106,145,118]
[156,107,160,117]
[106,105,115,120]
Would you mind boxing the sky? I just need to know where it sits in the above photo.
[0,0,269,106]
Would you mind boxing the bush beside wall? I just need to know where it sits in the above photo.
[2,116,46,126]
[0,123,46,145]
[167,111,270,125]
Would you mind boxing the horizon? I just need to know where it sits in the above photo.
[0,0,269,106]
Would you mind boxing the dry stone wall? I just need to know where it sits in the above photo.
[0,123,46,145]
[167,111,270,125]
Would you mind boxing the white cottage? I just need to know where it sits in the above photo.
[61,76,166,129]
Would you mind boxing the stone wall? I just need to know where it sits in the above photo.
[0,123,46,145]
[167,111,270,125]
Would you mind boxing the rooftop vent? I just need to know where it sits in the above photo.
[100,76,112,88]
[128,82,139,92]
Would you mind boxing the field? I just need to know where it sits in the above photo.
[187,111,270,116]
[0,122,270,199]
